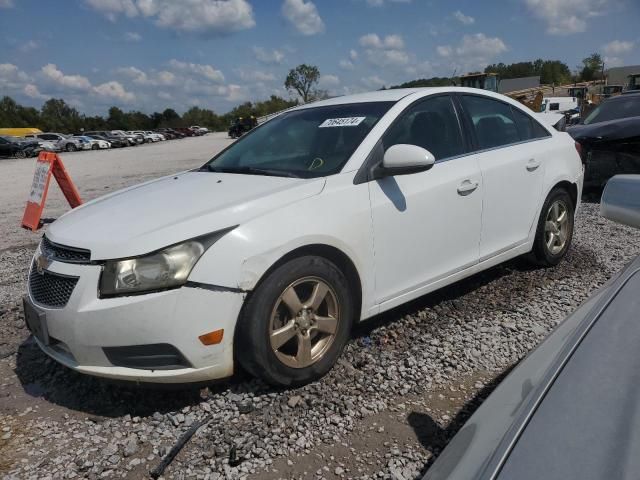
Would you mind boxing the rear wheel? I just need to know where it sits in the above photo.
[530,188,574,266]
[13,150,26,159]
[236,256,354,387]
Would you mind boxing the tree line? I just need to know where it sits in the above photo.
[0,54,611,132]
[0,95,297,133]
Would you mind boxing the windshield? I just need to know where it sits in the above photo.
[203,102,393,178]
[583,96,640,125]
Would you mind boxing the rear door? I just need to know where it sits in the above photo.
[369,94,483,306]
[457,94,551,260]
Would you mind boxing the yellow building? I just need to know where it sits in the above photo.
[0,127,42,137]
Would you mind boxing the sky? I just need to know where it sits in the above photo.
[1,0,639,116]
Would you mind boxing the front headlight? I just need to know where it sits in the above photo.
[99,241,204,296]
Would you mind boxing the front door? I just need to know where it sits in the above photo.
[369,95,483,306]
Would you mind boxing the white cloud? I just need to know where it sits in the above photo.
[604,56,624,68]
[603,40,634,55]
[339,59,355,70]
[93,81,136,102]
[359,33,408,67]
[349,49,358,60]
[361,75,387,89]
[436,33,508,72]
[436,45,453,57]
[0,0,14,7]
[85,0,255,34]
[85,0,138,20]
[0,64,31,91]
[236,68,276,82]
[453,10,474,25]
[359,33,404,49]
[524,0,607,35]
[365,0,411,6]
[24,84,47,99]
[124,31,142,42]
[168,59,225,83]
[252,46,285,65]
[282,0,324,35]
[19,40,39,53]
[318,74,340,88]
[41,64,92,91]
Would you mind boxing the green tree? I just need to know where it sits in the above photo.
[106,106,127,130]
[40,98,83,132]
[580,53,604,81]
[285,64,320,103]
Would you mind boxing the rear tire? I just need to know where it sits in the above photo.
[530,188,574,267]
[13,150,26,159]
[235,256,354,387]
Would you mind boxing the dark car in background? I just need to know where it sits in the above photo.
[0,135,41,158]
[84,131,129,148]
[228,116,257,138]
[569,93,640,188]
[424,175,640,480]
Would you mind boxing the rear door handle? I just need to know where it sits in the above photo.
[526,159,541,171]
[457,180,479,196]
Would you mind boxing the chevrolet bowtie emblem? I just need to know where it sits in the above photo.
[35,251,52,275]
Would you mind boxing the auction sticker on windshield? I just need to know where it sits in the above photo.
[319,117,366,128]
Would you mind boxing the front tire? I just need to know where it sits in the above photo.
[91,144,99,150]
[530,188,574,267]
[65,143,76,152]
[236,256,354,387]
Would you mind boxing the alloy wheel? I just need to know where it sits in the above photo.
[269,277,340,369]
[544,199,569,255]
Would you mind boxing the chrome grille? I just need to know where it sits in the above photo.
[28,262,79,308]
[41,236,91,263]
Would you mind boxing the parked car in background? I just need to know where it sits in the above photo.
[191,125,209,134]
[23,87,582,386]
[174,127,197,137]
[144,131,165,142]
[127,131,153,143]
[111,130,143,146]
[424,174,640,480]
[228,116,257,138]
[0,135,41,158]
[26,132,83,152]
[85,132,128,148]
[160,128,185,139]
[73,135,110,150]
[568,92,640,188]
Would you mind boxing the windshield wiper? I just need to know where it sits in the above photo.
[204,165,300,178]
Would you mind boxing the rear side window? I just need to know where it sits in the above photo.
[510,106,551,141]
[549,103,560,111]
[383,95,465,160]
[460,95,520,150]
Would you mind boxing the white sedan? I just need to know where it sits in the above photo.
[24,87,583,386]
[72,135,110,150]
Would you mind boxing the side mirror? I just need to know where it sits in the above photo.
[378,144,435,178]
[601,175,640,229]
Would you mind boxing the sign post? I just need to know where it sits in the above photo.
[21,152,83,231]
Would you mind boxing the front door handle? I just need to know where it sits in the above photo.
[457,180,479,196]
[526,159,541,171]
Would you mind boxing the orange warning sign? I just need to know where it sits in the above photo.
[21,151,83,231]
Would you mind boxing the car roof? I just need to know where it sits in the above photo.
[291,87,531,110]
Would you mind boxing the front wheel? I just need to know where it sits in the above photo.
[65,143,76,152]
[13,149,26,159]
[530,188,574,266]
[91,144,99,150]
[236,256,354,387]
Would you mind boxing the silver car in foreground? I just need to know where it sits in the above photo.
[425,174,640,480]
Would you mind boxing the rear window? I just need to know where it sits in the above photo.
[584,96,640,125]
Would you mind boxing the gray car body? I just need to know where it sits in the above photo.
[425,175,640,480]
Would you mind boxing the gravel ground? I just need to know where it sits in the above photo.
[1,138,639,479]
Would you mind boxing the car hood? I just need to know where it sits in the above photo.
[568,116,640,145]
[47,171,325,260]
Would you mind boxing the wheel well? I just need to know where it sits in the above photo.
[250,244,363,321]
[553,181,578,210]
